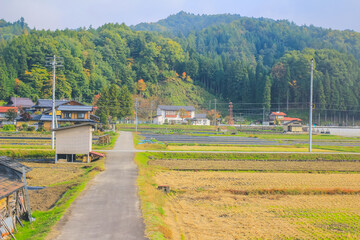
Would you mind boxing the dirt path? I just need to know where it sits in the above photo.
[54,131,147,240]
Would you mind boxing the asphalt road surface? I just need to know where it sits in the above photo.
[55,131,147,240]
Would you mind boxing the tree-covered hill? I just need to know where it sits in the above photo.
[134,12,360,121]
[0,13,360,122]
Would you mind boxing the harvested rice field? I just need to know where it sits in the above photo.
[153,170,360,239]
[149,159,360,172]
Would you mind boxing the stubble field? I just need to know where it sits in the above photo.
[154,171,360,239]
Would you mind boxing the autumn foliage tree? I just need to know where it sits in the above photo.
[136,79,146,96]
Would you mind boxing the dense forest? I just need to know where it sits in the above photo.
[1,12,360,123]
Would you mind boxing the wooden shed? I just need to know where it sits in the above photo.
[0,156,32,238]
[285,120,303,133]
[53,123,95,163]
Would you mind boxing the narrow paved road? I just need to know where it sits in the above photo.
[55,131,147,240]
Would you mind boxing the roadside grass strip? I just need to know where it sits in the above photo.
[135,153,172,240]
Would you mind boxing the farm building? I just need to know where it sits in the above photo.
[0,156,32,238]
[285,120,303,132]
[53,123,103,163]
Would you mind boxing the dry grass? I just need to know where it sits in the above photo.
[154,171,360,239]
[149,159,360,172]
[166,145,334,152]
[22,162,92,211]
[23,162,89,186]
[155,171,360,191]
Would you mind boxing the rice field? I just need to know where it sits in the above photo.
[154,171,360,239]
[149,159,360,172]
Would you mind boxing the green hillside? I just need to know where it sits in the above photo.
[0,13,360,122]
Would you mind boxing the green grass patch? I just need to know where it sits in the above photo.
[147,152,360,161]
[92,132,119,150]
[0,149,55,158]
[135,153,171,240]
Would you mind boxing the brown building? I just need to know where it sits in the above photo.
[0,157,32,237]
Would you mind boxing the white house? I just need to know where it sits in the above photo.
[153,105,210,125]
[192,114,211,126]
[154,105,195,125]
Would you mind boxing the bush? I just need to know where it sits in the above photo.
[27,126,36,131]
[2,124,15,131]
[22,123,29,129]
[37,127,46,132]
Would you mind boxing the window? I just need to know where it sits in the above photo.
[77,113,85,119]
[64,112,71,119]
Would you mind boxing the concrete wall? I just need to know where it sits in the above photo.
[56,125,92,154]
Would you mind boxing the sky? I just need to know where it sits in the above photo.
[0,0,359,32]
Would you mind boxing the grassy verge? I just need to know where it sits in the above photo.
[0,149,54,158]
[147,152,360,161]
[92,131,119,150]
[135,153,170,240]
[14,158,105,240]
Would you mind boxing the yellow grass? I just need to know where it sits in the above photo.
[149,159,360,172]
[154,171,360,239]
[167,145,335,152]
[23,162,89,186]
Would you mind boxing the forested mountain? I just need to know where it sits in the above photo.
[135,12,360,120]
[1,13,360,122]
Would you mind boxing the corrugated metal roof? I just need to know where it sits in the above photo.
[158,105,195,111]
[58,105,93,111]
[0,156,32,173]
[52,123,95,131]
[0,175,24,199]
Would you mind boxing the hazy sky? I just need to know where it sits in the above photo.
[0,0,359,32]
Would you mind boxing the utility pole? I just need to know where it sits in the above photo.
[46,55,63,150]
[135,98,138,132]
[228,102,234,125]
[309,59,314,152]
[214,98,217,126]
[262,107,265,124]
[150,101,153,124]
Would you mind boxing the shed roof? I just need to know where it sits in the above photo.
[52,122,95,132]
[0,156,32,173]
[9,97,34,108]
[58,105,93,112]
[158,105,195,111]
[0,175,24,200]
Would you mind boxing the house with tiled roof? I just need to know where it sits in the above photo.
[30,99,99,130]
[269,112,302,125]
[0,106,19,125]
[8,97,34,109]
